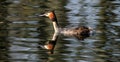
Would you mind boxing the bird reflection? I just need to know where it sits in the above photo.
[43,30,91,54]
[44,32,58,54]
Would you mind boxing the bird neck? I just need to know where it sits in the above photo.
[52,21,59,33]
[48,11,60,33]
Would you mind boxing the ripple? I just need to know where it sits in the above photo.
[9,37,40,42]
[111,22,120,26]
[12,21,38,25]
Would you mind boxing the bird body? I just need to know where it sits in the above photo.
[40,10,92,39]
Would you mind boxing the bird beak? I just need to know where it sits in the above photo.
[39,14,45,17]
[39,14,46,17]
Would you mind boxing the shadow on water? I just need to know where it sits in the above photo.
[0,0,120,62]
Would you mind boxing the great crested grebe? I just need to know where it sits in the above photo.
[40,10,92,40]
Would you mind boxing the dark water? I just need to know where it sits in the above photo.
[0,0,120,62]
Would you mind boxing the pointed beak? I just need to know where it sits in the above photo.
[38,14,46,17]
[39,14,45,17]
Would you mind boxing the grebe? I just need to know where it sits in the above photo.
[40,10,92,40]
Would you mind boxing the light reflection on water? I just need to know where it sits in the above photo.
[65,0,100,28]
[0,0,120,62]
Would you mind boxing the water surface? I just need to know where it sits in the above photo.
[0,0,120,62]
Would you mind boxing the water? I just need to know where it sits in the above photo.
[0,0,120,62]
